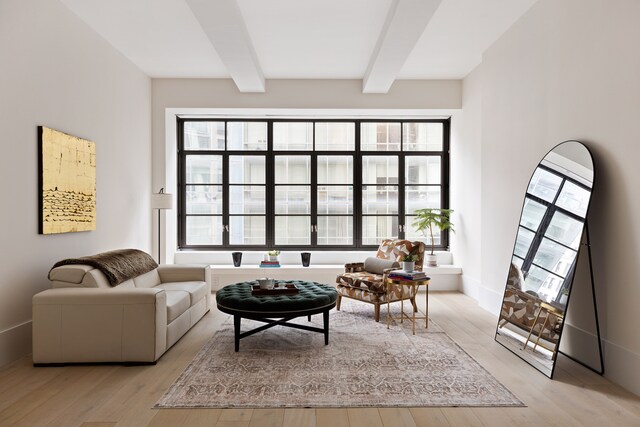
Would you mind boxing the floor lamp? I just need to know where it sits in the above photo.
[152,188,174,263]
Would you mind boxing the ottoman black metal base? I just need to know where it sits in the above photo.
[221,304,335,352]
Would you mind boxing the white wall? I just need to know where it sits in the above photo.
[0,0,152,366]
[469,0,640,395]
[450,66,483,302]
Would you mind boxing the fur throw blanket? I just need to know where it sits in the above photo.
[50,249,158,286]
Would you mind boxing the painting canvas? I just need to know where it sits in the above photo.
[38,126,96,234]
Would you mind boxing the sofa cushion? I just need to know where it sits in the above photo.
[156,282,208,307]
[165,290,190,323]
[134,269,162,288]
[49,265,92,284]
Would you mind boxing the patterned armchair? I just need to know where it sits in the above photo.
[335,239,426,322]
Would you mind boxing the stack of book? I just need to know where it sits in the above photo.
[387,270,428,281]
[259,261,280,268]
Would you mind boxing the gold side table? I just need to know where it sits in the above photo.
[385,277,430,335]
[523,301,564,355]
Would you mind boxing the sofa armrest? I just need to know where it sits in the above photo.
[157,264,207,283]
[32,288,167,364]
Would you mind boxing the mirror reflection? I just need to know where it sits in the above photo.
[495,141,594,377]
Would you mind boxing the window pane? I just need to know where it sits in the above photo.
[362,216,398,245]
[186,216,222,245]
[360,123,400,151]
[520,198,546,231]
[556,181,590,217]
[362,156,398,184]
[315,122,355,151]
[229,216,265,245]
[512,256,524,269]
[405,186,440,214]
[186,185,222,214]
[227,122,267,150]
[229,156,265,184]
[229,185,265,214]
[524,265,564,303]
[273,122,313,150]
[406,156,440,184]
[318,156,353,184]
[403,123,443,151]
[527,168,562,203]
[405,215,440,245]
[275,185,310,214]
[318,186,353,214]
[514,227,535,258]
[362,185,398,214]
[275,216,310,245]
[533,238,577,278]
[186,155,222,184]
[546,211,583,250]
[275,156,310,184]
[317,216,353,245]
[184,121,224,150]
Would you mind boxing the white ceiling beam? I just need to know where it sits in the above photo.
[186,0,264,92]
[363,0,442,94]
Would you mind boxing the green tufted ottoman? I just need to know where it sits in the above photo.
[216,280,338,352]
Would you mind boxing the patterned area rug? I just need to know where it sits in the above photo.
[155,300,524,408]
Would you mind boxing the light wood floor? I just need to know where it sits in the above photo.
[1,292,639,427]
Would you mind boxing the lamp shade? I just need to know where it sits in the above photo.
[152,192,174,210]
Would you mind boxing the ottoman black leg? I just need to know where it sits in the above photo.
[308,315,311,322]
[234,315,241,352]
[323,309,329,345]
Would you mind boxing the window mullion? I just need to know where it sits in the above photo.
[266,121,274,248]
[354,121,362,248]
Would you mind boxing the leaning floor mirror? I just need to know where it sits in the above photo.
[494,140,595,378]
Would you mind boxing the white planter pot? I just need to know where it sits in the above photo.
[426,254,438,267]
[402,261,415,272]
[269,256,279,262]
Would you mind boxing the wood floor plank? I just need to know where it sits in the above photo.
[248,408,285,427]
[316,408,349,427]
[0,293,638,427]
[408,408,451,427]
[347,408,383,427]
[218,408,254,422]
[181,408,223,426]
[283,408,315,427]
[379,408,417,427]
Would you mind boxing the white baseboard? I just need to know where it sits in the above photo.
[561,323,640,397]
[0,321,32,367]
[460,275,503,314]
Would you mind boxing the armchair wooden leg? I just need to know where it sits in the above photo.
[336,294,342,311]
[411,296,418,312]
[374,304,380,322]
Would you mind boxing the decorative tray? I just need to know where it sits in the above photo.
[251,283,299,295]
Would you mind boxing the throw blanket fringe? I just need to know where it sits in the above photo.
[49,249,158,286]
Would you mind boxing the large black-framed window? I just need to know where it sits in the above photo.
[178,118,450,250]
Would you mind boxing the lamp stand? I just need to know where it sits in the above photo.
[157,209,161,264]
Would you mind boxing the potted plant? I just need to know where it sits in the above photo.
[267,249,280,262]
[412,208,454,267]
[401,254,416,272]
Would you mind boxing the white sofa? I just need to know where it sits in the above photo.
[32,263,210,364]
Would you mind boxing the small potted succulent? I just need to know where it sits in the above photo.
[267,249,280,262]
[401,254,417,272]
[412,208,454,267]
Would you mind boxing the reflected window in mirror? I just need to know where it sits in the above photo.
[515,164,591,305]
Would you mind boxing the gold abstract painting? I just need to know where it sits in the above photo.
[38,126,96,234]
